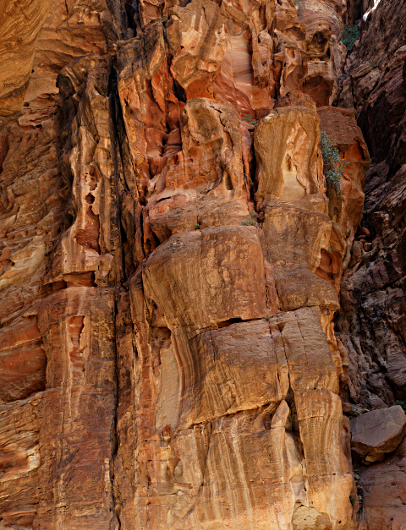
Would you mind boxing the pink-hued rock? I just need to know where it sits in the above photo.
[0,395,41,529]
[0,317,46,403]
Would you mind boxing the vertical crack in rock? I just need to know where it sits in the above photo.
[108,64,126,284]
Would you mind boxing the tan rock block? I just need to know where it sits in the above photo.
[0,0,52,116]
[262,200,339,310]
[271,307,340,393]
[167,0,227,99]
[295,390,350,476]
[275,269,340,311]
[193,406,298,530]
[123,302,348,528]
[306,473,354,529]
[142,225,267,335]
[196,480,295,530]
[263,202,332,272]
[180,320,284,426]
[255,104,324,206]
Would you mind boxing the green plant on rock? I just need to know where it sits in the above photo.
[293,0,303,14]
[321,132,348,199]
[392,400,406,411]
[242,212,257,226]
[345,404,366,419]
[243,113,257,126]
[341,24,359,51]
[350,494,357,506]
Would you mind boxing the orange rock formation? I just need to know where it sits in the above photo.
[0,0,403,529]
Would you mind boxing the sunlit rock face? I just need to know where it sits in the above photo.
[0,0,384,529]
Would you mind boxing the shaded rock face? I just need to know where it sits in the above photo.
[2,0,404,529]
[335,0,406,528]
[338,0,406,428]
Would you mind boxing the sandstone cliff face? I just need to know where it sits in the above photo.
[0,0,400,529]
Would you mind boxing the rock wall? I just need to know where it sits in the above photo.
[336,0,406,528]
[0,0,402,529]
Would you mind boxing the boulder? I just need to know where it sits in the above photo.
[351,405,406,462]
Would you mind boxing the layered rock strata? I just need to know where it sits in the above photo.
[0,0,377,529]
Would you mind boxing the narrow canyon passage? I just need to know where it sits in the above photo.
[0,0,405,529]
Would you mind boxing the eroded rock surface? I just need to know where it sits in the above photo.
[1,0,401,529]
